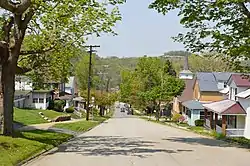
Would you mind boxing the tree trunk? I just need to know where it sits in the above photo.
[2,62,15,136]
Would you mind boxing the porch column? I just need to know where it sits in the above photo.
[210,111,214,129]
[222,115,227,135]
[204,109,208,119]
[214,113,218,130]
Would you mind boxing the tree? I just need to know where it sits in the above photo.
[120,57,185,120]
[149,0,250,70]
[0,0,125,136]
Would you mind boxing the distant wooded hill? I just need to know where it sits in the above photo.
[94,51,233,89]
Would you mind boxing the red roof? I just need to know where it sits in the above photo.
[231,74,250,87]
[203,99,246,115]
[178,79,195,102]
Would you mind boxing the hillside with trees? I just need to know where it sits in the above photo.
[91,51,233,90]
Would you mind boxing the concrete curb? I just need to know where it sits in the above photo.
[19,117,111,166]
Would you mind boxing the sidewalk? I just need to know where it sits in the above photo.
[17,119,84,134]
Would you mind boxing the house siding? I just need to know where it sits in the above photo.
[193,80,200,100]
[172,97,180,114]
[237,115,245,128]
[199,92,224,101]
[188,109,202,126]
[179,73,193,80]
[32,92,52,110]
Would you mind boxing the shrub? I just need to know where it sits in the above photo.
[54,115,71,122]
[195,119,204,126]
[54,100,65,112]
[172,113,182,122]
[179,115,186,123]
[66,107,74,113]
[47,99,54,110]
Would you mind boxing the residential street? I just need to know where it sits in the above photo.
[24,105,250,166]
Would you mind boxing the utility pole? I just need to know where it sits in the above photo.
[85,45,100,121]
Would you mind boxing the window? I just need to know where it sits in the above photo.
[39,98,44,103]
[234,88,238,101]
[33,98,38,103]
[200,111,204,120]
[224,82,227,88]
[226,115,236,128]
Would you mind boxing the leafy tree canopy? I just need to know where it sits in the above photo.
[150,0,250,70]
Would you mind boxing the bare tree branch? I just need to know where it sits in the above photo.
[238,2,250,19]
[0,0,31,14]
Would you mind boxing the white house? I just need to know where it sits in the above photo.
[178,55,194,80]
[203,73,250,138]
[14,75,53,110]
[65,76,77,95]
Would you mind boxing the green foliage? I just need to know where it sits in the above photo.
[66,107,75,113]
[75,54,97,91]
[1,0,125,83]
[0,130,72,166]
[172,113,182,122]
[120,56,185,112]
[53,100,66,112]
[150,0,250,71]
[195,119,204,126]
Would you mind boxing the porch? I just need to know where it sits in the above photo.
[203,100,246,137]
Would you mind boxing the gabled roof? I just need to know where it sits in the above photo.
[235,89,250,99]
[228,74,250,87]
[178,79,195,102]
[179,70,193,74]
[196,72,218,92]
[182,100,204,110]
[212,72,232,82]
[203,99,246,115]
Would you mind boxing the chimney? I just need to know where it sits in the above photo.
[183,55,189,70]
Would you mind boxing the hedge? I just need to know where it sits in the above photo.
[195,119,204,126]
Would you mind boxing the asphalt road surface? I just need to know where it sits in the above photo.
[24,103,250,166]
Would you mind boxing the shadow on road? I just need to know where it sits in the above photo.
[162,137,234,148]
[48,136,193,158]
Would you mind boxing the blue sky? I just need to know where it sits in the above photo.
[87,0,186,57]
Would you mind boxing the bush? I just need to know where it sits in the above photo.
[47,99,54,110]
[195,119,204,126]
[53,100,65,112]
[54,115,71,122]
[172,113,182,122]
[66,107,74,113]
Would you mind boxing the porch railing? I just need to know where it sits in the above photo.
[226,129,245,137]
[216,125,222,134]
[205,119,210,128]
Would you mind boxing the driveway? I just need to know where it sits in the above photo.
[24,107,249,166]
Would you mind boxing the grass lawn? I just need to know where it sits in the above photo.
[14,108,70,125]
[0,130,73,166]
[53,112,113,132]
[53,120,100,132]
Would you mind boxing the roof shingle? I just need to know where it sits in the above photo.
[231,74,250,87]
[177,79,195,102]
[203,99,246,115]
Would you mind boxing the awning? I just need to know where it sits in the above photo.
[182,100,204,110]
[236,89,250,99]
[203,99,246,115]
[73,96,85,102]
[219,88,229,94]
[58,95,72,100]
